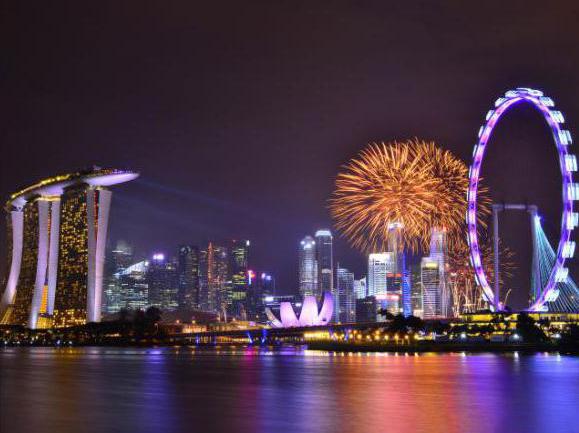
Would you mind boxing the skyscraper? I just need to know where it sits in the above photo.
[387,223,411,316]
[315,230,333,299]
[198,243,231,318]
[116,260,149,311]
[177,245,200,310]
[421,257,441,319]
[0,168,138,329]
[212,244,231,319]
[354,277,367,299]
[147,254,179,311]
[8,197,53,328]
[230,240,249,318]
[198,248,210,311]
[104,240,133,314]
[336,267,355,323]
[299,236,317,298]
[245,271,275,321]
[411,265,424,318]
[367,252,395,296]
[428,228,451,317]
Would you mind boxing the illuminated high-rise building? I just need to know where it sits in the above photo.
[104,240,134,314]
[354,277,367,299]
[315,230,333,299]
[421,257,441,319]
[429,228,451,317]
[336,267,355,323]
[230,240,249,318]
[387,223,404,278]
[116,260,149,311]
[147,253,178,311]
[411,265,424,318]
[177,245,200,310]
[245,270,275,321]
[299,236,317,298]
[367,253,395,296]
[8,197,56,328]
[198,242,231,318]
[213,244,231,319]
[198,248,210,311]
[0,168,138,328]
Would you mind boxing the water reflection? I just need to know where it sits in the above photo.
[1,347,578,433]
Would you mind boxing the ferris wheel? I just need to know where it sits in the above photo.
[467,87,576,312]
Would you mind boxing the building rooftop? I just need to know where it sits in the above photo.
[7,167,139,209]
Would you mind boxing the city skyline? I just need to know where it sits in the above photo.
[2,3,579,301]
[1,4,578,433]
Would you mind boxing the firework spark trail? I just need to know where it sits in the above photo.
[447,239,515,314]
[330,138,490,254]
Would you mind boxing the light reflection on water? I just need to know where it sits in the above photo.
[1,347,578,433]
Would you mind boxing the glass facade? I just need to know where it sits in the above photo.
[315,230,333,299]
[11,200,40,325]
[336,267,355,323]
[147,256,178,311]
[230,240,249,318]
[421,257,441,319]
[299,236,317,298]
[53,187,90,327]
[178,245,200,310]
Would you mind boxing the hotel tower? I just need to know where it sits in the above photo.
[0,168,139,329]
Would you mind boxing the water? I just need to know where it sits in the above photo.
[1,347,578,433]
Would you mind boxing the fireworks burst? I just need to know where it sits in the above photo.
[447,239,515,314]
[330,138,489,253]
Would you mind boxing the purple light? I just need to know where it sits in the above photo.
[269,292,334,328]
[467,88,574,312]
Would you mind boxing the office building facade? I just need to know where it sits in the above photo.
[147,254,179,311]
[354,277,367,299]
[177,245,200,309]
[315,230,333,299]
[299,236,317,298]
[367,252,395,296]
[230,240,250,318]
[336,267,356,323]
[103,240,134,314]
[421,257,441,319]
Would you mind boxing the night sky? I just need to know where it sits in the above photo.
[1,2,578,308]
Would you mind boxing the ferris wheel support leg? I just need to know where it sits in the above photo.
[529,206,540,303]
[493,204,501,311]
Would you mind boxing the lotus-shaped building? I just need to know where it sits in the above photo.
[266,292,334,328]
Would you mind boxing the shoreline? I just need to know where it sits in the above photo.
[305,341,579,355]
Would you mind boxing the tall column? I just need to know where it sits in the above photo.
[87,189,112,323]
[529,207,540,302]
[86,190,97,323]
[492,205,501,311]
[94,189,112,322]
[28,200,50,329]
[0,211,24,315]
[46,199,61,315]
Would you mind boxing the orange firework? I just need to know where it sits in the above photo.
[330,138,489,253]
[447,238,515,314]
